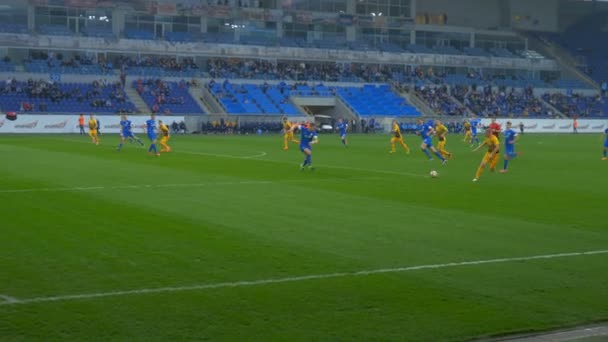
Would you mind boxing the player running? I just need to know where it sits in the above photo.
[390,120,410,154]
[282,116,299,150]
[470,117,481,146]
[463,119,472,143]
[337,118,348,147]
[434,120,453,159]
[88,114,99,145]
[159,120,171,153]
[418,119,447,164]
[472,129,500,182]
[146,114,160,156]
[288,122,318,171]
[500,121,520,173]
[488,117,502,170]
[117,115,144,151]
[603,127,608,160]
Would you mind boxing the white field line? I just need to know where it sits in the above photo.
[0,176,383,194]
[0,180,273,194]
[179,150,267,159]
[0,294,19,304]
[1,250,606,307]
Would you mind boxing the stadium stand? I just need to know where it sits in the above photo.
[81,26,115,39]
[0,23,28,34]
[456,85,552,117]
[0,78,136,114]
[165,31,200,43]
[542,92,606,118]
[0,59,16,72]
[208,81,419,117]
[208,81,300,115]
[124,29,155,40]
[37,24,73,36]
[543,13,608,84]
[24,56,109,75]
[337,84,421,117]
[135,79,205,115]
[117,56,200,78]
[414,85,467,116]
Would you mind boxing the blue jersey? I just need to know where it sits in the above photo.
[470,119,480,134]
[300,126,318,148]
[419,124,433,140]
[146,119,156,139]
[504,128,517,153]
[338,122,347,136]
[120,120,132,134]
[419,123,434,146]
[605,128,608,147]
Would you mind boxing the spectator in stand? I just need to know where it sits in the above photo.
[415,84,466,116]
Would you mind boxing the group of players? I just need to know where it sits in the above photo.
[282,115,524,181]
[87,112,606,179]
[388,117,520,181]
[86,114,172,155]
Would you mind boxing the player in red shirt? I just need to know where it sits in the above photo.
[489,117,502,139]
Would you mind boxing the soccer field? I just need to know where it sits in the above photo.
[0,133,607,341]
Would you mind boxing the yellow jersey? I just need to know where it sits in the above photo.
[435,124,448,136]
[160,123,169,137]
[485,135,500,153]
[283,121,292,131]
[88,118,97,130]
[464,121,471,131]
[393,123,402,138]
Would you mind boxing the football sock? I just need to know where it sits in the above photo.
[422,149,432,159]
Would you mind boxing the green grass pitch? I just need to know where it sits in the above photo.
[0,132,607,341]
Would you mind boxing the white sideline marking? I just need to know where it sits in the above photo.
[179,150,267,159]
[0,294,19,304]
[0,176,382,194]
[0,180,274,194]
[1,250,606,307]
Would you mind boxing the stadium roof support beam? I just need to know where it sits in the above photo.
[27,4,34,31]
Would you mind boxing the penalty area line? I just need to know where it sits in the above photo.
[1,249,606,307]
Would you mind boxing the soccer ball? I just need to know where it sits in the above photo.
[430,170,438,178]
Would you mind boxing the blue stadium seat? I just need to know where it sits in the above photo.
[134,79,205,115]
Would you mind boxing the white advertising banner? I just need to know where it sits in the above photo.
[478,118,608,133]
[0,115,185,134]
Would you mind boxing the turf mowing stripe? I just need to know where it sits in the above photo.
[1,250,606,307]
